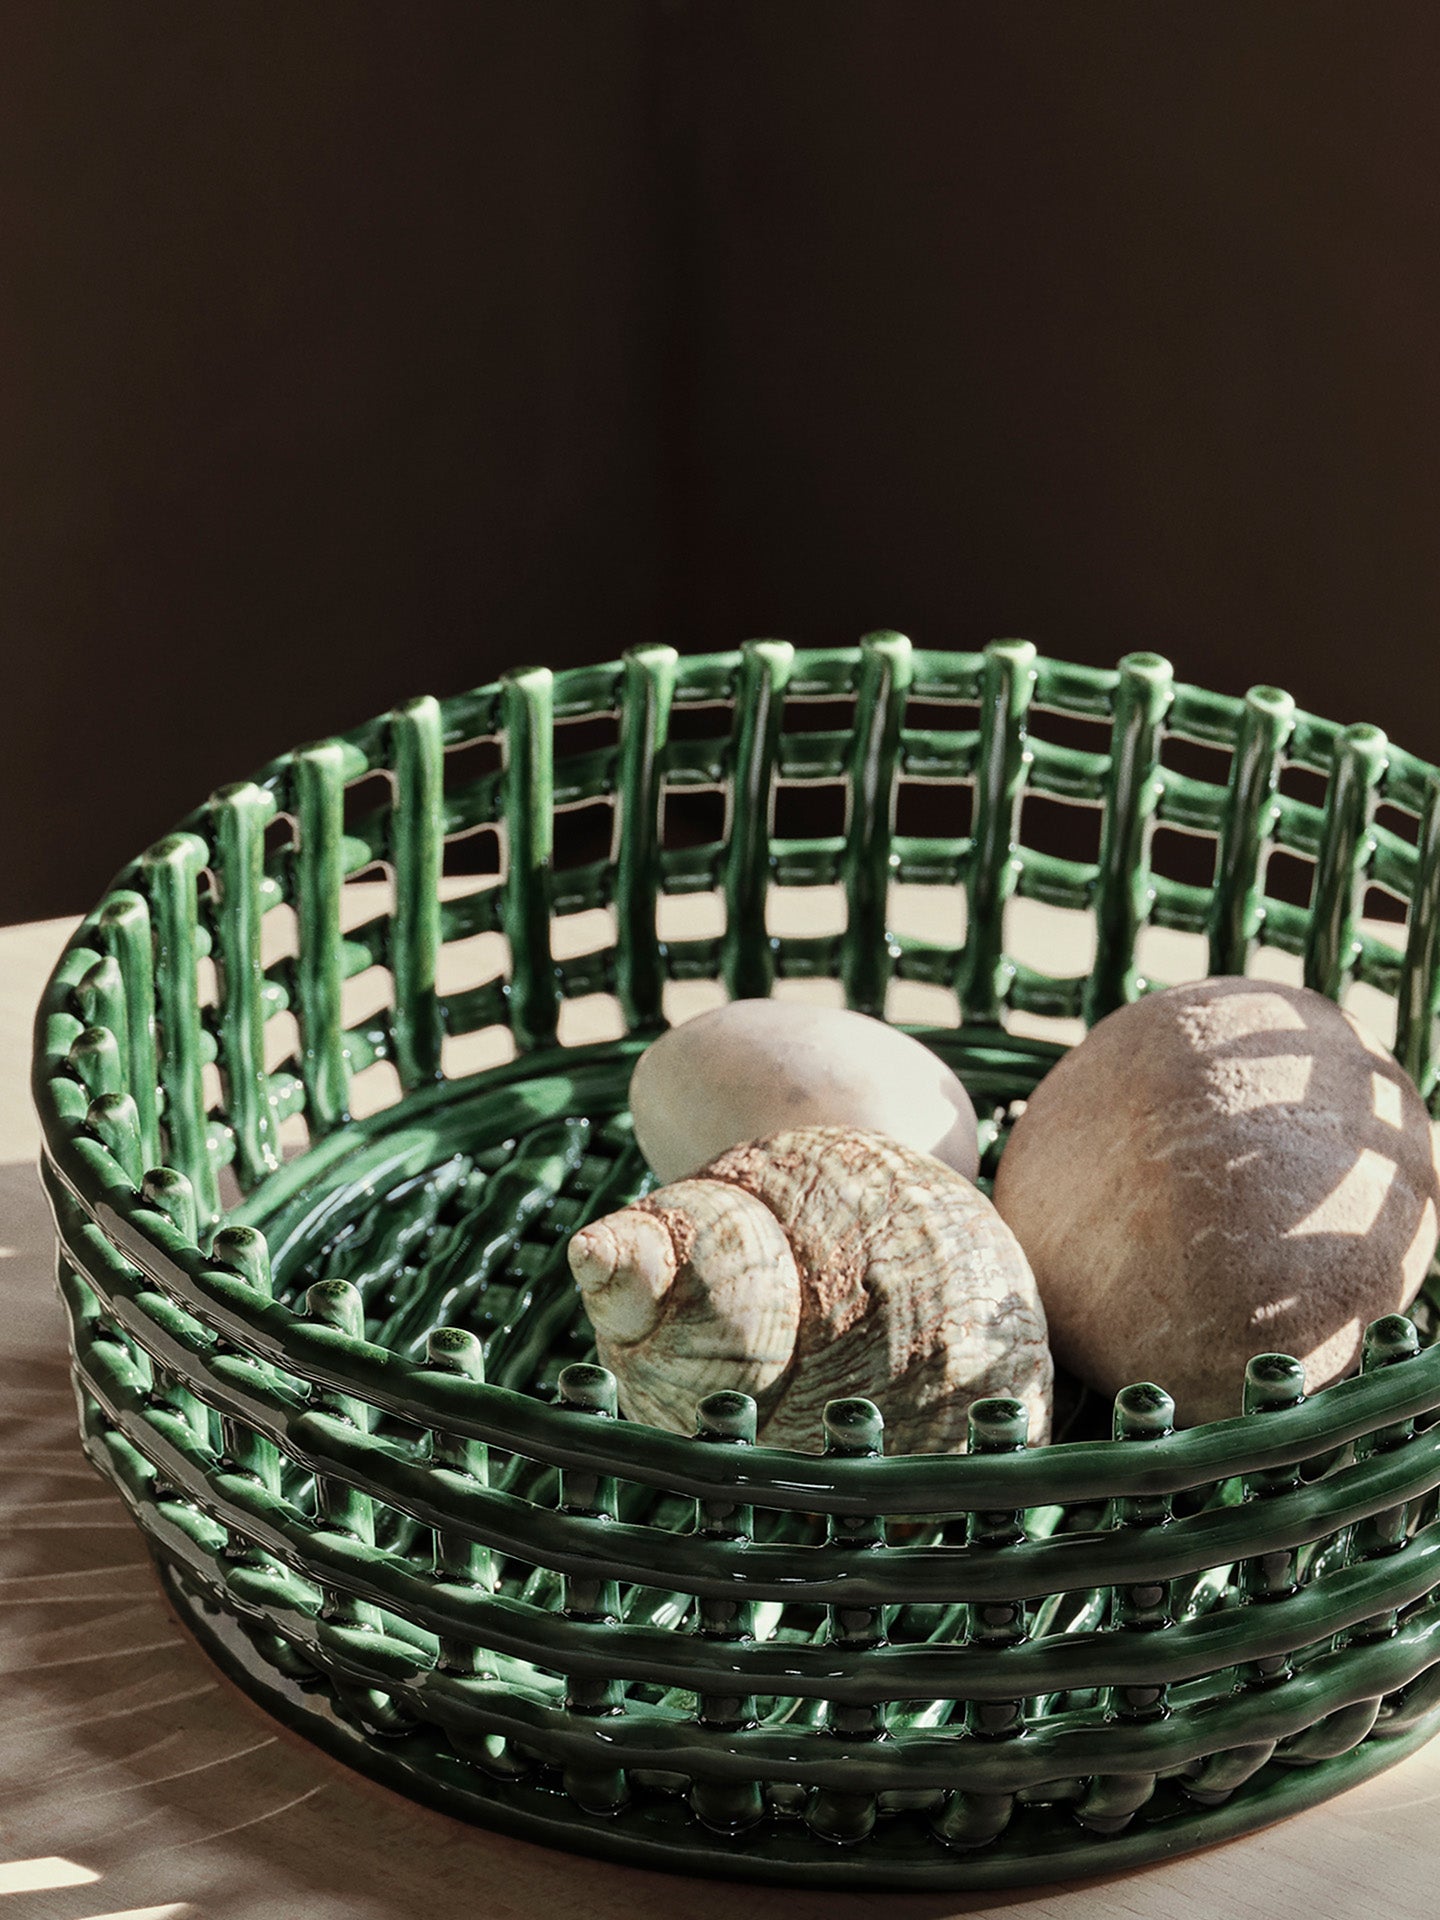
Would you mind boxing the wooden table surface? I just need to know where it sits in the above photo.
[4,910,1437,1920]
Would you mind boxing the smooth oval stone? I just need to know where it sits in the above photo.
[628,999,980,1184]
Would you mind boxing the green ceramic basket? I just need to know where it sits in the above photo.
[32,636,1440,1890]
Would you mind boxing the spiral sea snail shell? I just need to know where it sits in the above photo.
[567,1125,1052,1454]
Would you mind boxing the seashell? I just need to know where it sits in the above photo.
[568,1125,1051,1453]
[628,999,980,1184]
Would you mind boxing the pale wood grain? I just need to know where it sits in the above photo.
[5,908,1437,1920]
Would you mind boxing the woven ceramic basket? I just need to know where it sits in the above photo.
[32,636,1440,1890]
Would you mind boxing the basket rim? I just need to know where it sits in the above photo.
[32,639,1440,1506]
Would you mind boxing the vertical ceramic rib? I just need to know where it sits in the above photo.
[208,781,279,1187]
[840,631,913,1017]
[96,891,161,1167]
[68,1026,123,1102]
[1348,1315,1421,1642]
[138,1167,207,1439]
[304,1279,382,1633]
[956,640,1036,1026]
[721,639,794,1002]
[85,1092,144,1188]
[806,1397,887,1846]
[1263,1317,1421,1762]
[964,1397,1030,1739]
[1305,722,1388,999]
[72,956,129,1080]
[426,1327,494,1677]
[1207,685,1296,977]
[934,1397,1029,1851]
[1397,773,1440,1102]
[688,1389,763,1834]
[1074,1382,1175,1835]
[1085,653,1174,1025]
[141,832,220,1224]
[556,1363,627,1815]
[390,696,445,1088]
[613,645,678,1033]
[293,741,351,1132]
[1239,1354,1307,1684]
[210,1227,283,1505]
[1178,1355,1307,1807]
[139,1163,198,1241]
[501,667,559,1052]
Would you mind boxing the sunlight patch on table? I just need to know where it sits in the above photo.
[0,1854,99,1895]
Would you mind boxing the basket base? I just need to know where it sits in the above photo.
[155,1552,1440,1892]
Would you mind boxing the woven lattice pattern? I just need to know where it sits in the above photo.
[32,636,1440,1887]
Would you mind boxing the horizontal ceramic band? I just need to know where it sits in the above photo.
[62,1413,1440,1798]
[46,1164,1440,1518]
[62,1246,1440,1609]
[71,1322,1440,1697]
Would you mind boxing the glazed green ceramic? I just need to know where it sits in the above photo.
[32,637,1440,1888]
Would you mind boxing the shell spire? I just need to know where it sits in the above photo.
[568,1178,804,1433]
[569,1210,678,1345]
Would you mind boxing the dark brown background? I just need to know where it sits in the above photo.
[6,1,1440,922]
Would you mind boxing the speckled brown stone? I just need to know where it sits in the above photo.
[992,978,1440,1427]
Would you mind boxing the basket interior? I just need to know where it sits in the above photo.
[116,635,1440,1377]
